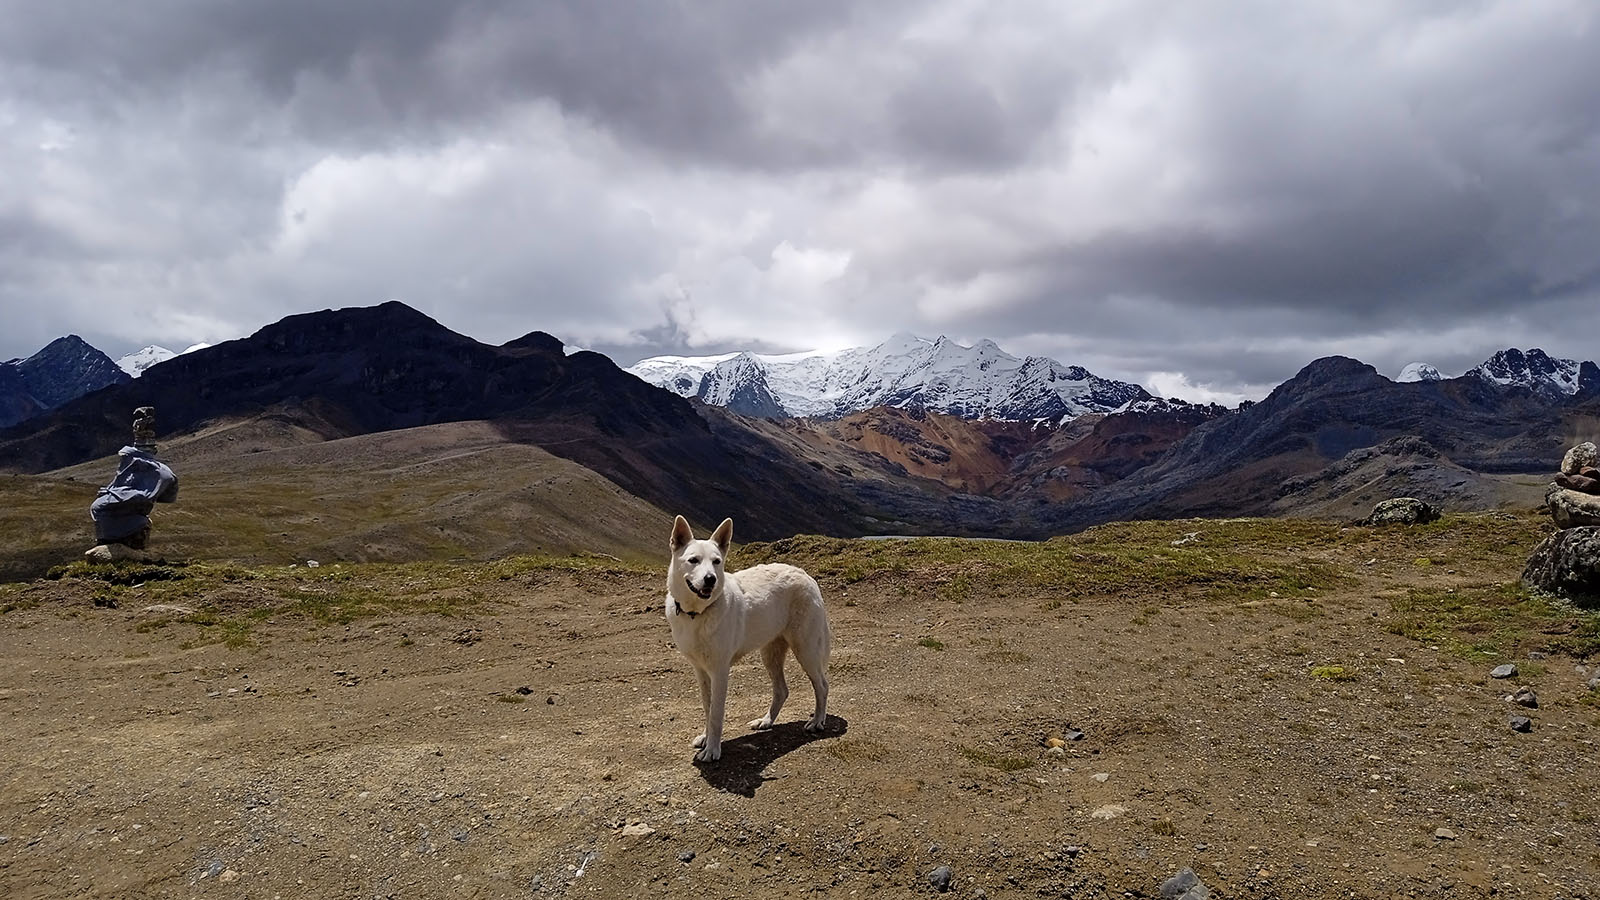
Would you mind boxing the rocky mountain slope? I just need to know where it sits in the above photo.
[0,335,130,428]
[781,399,1230,502]
[628,334,1150,420]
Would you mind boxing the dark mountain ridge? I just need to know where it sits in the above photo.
[0,335,129,428]
[0,302,996,541]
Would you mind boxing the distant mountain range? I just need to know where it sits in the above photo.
[1395,348,1595,401]
[626,334,1151,420]
[0,336,129,429]
[3,306,1597,546]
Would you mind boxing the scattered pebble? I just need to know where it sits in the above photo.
[218,870,241,883]
[1089,804,1127,820]
[1435,827,1458,841]
[1508,716,1533,733]
[1587,675,1600,692]
[1063,845,1082,857]
[1528,651,1547,660]
[1046,737,1066,749]
[1064,730,1086,741]
[1490,664,1517,679]
[1091,773,1110,783]
[620,822,655,837]
[927,865,953,893]
[677,850,696,863]
[306,560,320,568]
[1047,746,1066,757]
[1508,686,1538,709]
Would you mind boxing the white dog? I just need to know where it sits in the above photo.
[665,515,832,762]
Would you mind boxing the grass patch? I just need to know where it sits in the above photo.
[496,694,527,704]
[487,553,653,580]
[959,746,1035,772]
[917,637,947,651]
[46,560,192,585]
[743,517,1352,607]
[824,739,893,763]
[1270,601,1323,621]
[1387,581,1600,659]
[982,650,1033,664]
[1310,665,1357,682]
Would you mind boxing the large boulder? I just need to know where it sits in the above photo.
[1364,497,1441,526]
[1522,527,1600,606]
[1548,487,1600,529]
[1563,442,1598,476]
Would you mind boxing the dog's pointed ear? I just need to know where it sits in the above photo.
[670,515,694,551]
[711,518,733,553]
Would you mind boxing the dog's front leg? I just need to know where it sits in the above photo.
[695,666,729,762]
[692,667,711,749]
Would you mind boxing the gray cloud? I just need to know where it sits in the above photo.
[1,0,1596,400]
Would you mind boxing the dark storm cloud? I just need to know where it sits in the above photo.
[0,0,1597,399]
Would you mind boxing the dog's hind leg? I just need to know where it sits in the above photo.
[792,634,830,733]
[749,638,790,730]
[692,667,711,749]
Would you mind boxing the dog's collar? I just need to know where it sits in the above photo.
[673,595,718,618]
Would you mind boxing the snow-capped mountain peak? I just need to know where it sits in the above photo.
[117,345,177,377]
[625,335,1150,420]
[1469,348,1582,399]
[1395,362,1443,383]
[116,342,213,377]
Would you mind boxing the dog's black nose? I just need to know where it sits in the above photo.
[703,574,717,588]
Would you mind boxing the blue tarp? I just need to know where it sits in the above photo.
[89,446,179,543]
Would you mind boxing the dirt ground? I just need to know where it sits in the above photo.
[2,517,1598,899]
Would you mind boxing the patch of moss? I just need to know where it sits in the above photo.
[959,746,1034,772]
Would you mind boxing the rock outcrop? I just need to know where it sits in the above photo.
[1522,527,1600,606]
[1364,497,1441,526]
[1525,441,1600,603]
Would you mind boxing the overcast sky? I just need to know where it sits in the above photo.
[2,1,1596,403]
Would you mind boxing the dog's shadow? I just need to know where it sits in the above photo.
[694,716,849,797]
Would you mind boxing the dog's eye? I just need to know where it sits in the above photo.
[688,557,699,564]
[713,559,722,566]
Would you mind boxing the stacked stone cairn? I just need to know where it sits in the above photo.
[85,407,180,562]
[1521,441,1600,604]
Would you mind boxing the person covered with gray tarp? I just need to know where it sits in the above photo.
[90,445,179,548]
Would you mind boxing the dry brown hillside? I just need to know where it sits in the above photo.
[0,420,673,582]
